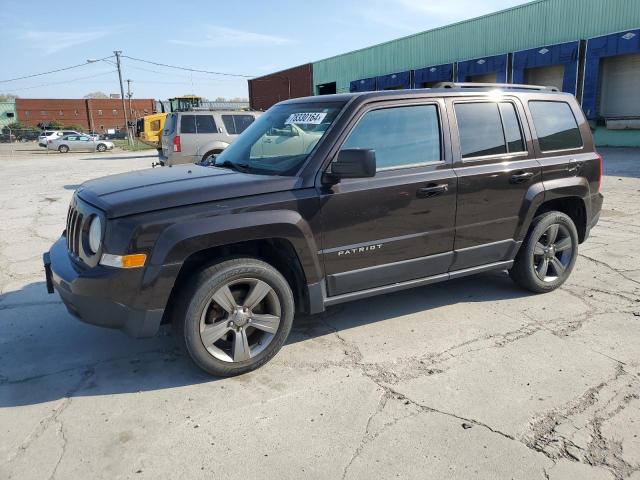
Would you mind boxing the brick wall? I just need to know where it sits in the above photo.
[16,98,155,132]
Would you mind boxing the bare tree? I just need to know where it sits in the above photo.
[83,91,109,99]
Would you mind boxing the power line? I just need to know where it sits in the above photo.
[122,55,254,78]
[8,70,117,92]
[0,55,115,84]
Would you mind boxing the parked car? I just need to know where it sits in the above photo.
[44,83,603,377]
[47,134,114,153]
[103,130,128,140]
[0,133,16,143]
[160,110,261,166]
[17,130,41,142]
[38,130,82,147]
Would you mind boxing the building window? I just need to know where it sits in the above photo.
[99,125,104,130]
[97,110,103,116]
[58,110,64,116]
[25,111,30,117]
[74,109,79,116]
[41,111,47,116]
[112,109,118,115]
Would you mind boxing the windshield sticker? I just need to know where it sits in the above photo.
[285,112,327,125]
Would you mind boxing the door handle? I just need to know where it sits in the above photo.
[417,184,448,198]
[510,171,534,184]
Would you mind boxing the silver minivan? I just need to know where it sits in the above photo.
[160,110,261,166]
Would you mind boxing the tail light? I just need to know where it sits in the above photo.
[173,135,181,152]
[596,153,603,192]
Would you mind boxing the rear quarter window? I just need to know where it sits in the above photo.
[529,101,583,152]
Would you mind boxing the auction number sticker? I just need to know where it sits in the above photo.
[285,112,327,125]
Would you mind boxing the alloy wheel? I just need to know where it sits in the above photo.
[199,278,281,363]
[532,223,574,282]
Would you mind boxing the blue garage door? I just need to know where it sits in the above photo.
[583,29,640,119]
[349,77,377,92]
[376,70,412,90]
[413,64,454,88]
[457,54,508,83]
[512,41,580,94]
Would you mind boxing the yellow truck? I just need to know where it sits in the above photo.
[135,96,202,150]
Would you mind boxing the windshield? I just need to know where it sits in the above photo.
[214,101,345,176]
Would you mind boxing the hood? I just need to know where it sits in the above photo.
[77,164,298,218]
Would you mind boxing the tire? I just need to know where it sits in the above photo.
[97,143,107,152]
[509,211,579,293]
[201,149,223,163]
[58,145,69,153]
[173,258,294,377]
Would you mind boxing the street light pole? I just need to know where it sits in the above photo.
[113,51,133,147]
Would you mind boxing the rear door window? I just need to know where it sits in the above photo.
[180,115,217,134]
[528,101,583,152]
[455,101,527,158]
[222,114,256,135]
[455,103,506,158]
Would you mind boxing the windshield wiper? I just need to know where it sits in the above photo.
[214,160,251,173]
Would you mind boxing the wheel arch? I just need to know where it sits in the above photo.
[163,237,311,324]
[531,197,587,243]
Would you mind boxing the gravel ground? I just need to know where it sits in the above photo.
[0,145,639,480]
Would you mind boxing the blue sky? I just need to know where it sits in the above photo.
[0,0,526,100]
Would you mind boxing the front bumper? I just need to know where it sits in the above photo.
[44,237,164,338]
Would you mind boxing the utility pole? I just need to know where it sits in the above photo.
[113,51,133,147]
[126,79,133,117]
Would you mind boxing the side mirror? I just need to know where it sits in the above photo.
[325,149,376,182]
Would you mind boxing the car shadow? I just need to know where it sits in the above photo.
[0,271,532,408]
[81,154,157,161]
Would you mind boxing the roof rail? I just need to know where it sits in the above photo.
[433,82,559,92]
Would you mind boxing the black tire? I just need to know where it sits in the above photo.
[509,211,579,293]
[173,258,294,377]
[201,149,223,163]
[97,143,107,152]
[58,145,69,153]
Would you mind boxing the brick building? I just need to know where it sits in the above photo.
[15,98,156,132]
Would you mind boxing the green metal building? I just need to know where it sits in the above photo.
[251,0,640,146]
[0,101,17,130]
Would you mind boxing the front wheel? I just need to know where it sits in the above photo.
[173,258,294,377]
[96,143,107,152]
[509,211,578,293]
[58,145,69,153]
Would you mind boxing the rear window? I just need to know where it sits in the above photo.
[221,114,255,135]
[529,101,583,152]
[180,115,216,134]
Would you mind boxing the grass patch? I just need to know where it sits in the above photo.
[113,139,156,151]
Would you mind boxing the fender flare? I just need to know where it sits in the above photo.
[515,176,590,241]
[149,209,323,285]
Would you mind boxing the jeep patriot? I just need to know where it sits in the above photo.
[44,83,604,376]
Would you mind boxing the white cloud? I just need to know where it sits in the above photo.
[22,30,109,54]
[170,25,293,48]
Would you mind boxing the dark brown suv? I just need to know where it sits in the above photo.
[44,83,603,376]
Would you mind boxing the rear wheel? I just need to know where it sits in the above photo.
[509,211,578,293]
[58,145,69,153]
[173,258,294,377]
[97,143,107,152]
[201,149,223,164]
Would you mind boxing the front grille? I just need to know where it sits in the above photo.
[66,203,84,257]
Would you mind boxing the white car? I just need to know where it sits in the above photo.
[47,134,114,153]
[38,130,83,147]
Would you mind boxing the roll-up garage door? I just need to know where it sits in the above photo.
[469,73,497,83]
[524,65,565,91]
[599,53,640,118]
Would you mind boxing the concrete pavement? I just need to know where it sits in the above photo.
[0,146,638,479]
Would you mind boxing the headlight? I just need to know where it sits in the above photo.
[88,216,102,254]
